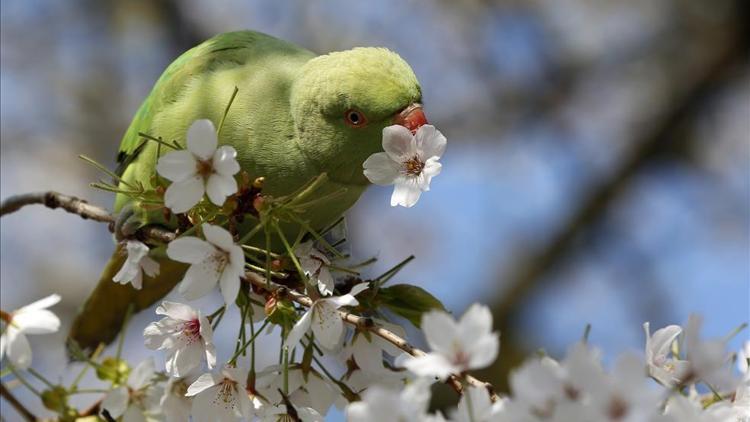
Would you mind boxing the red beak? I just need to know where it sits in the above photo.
[393,103,428,134]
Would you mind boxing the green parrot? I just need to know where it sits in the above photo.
[69,30,429,351]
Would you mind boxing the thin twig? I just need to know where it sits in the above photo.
[0,191,174,243]
[0,191,111,222]
[0,192,500,402]
[0,382,37,422]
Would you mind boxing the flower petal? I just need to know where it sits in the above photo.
[415,125,447,160]
[186,119,217,161]
[18,294,61,312]
[164,176,204,214]
[155,302,196,321]
[101,386,129,418]
[458,304,494,348]
[5,328,32,369]
[285,308,313,350]
[156,150,197,182]
[202,224,236,252]
[167,237,214,264]
[311,302,344,350]
[219,266,241,306]
[650,324,683,361]
[382,125,416,161]
[113,259,141,287]
[140,256,160,278]
[421,310,459,356]
[13,310,60,334]
[421,158,442,188]
[178,260,220,301]
[363,152,400,186]
[212,146,240,176]
[185,373,217,397]
[402,353,457,380]
[205,173,237,206]
[467,335,499,370]
[390,179,422,207]
[131,358,156,389]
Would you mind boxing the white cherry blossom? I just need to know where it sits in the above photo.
[683,315,736,390]
[101,358,162,422]
[0,294,60,369]
[449,386,504,422]
[143,301,216,377]
[258,405,324,422]
[186,365,258,422]
[156,119,240,213]
[346,377,442,422]
[160,377,192,422]
[294,241,334,296]
[113,240,160,290]
[739,341,750,380]
[565,349,662,422]
[285,283,369,351]
[363,124,446,208]
[256,365,341,416]
[403,304,499,380]
[167,224,244,305]
[643,322,688,386]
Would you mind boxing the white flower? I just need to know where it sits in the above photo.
[143,302,216,377]
[101,359,162,422]
[739,341,750,380]
[156,119,240,213]
[285,284,369,351]
[566,349,662,422]
[340,320,411,393]
[403,304,499,380]
[256,365,341,416]
[363,124,446,208]
[167,223,244,305]
[449,386,504,422]
[343,324,408,376]
[294,241,334,296]
[683,315,735,390]
[160,377,192,422]
[258,405,324,422]
[643,322,689,386]
[346,377,440,422]
[113,241,160,290]
[186,365,258,422]
[664,394,726,422]
[0,294,61,369]
[504,356,565,418]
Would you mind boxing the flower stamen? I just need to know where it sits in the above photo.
[403,155,425,176]
[196,159,214,178]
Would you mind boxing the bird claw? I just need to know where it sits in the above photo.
[113,203,147,241]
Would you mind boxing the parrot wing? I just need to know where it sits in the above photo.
[70,31,295,352]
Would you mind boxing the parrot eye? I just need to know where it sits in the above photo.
[344,109,368,128]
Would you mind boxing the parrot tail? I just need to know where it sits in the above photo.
[68,245,187,353]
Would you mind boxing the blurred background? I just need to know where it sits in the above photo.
[1,0,748,419]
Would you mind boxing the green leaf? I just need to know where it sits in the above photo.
[377,284,447,328]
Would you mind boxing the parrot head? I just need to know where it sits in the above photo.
[290,47,427,185]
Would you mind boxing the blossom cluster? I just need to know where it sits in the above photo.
[1,118,746,422]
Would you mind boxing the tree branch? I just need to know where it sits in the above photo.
[0,382,37,422]
[0,192,500,402]
[0,191,175,243]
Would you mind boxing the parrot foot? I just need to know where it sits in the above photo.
[113,203,146,241]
